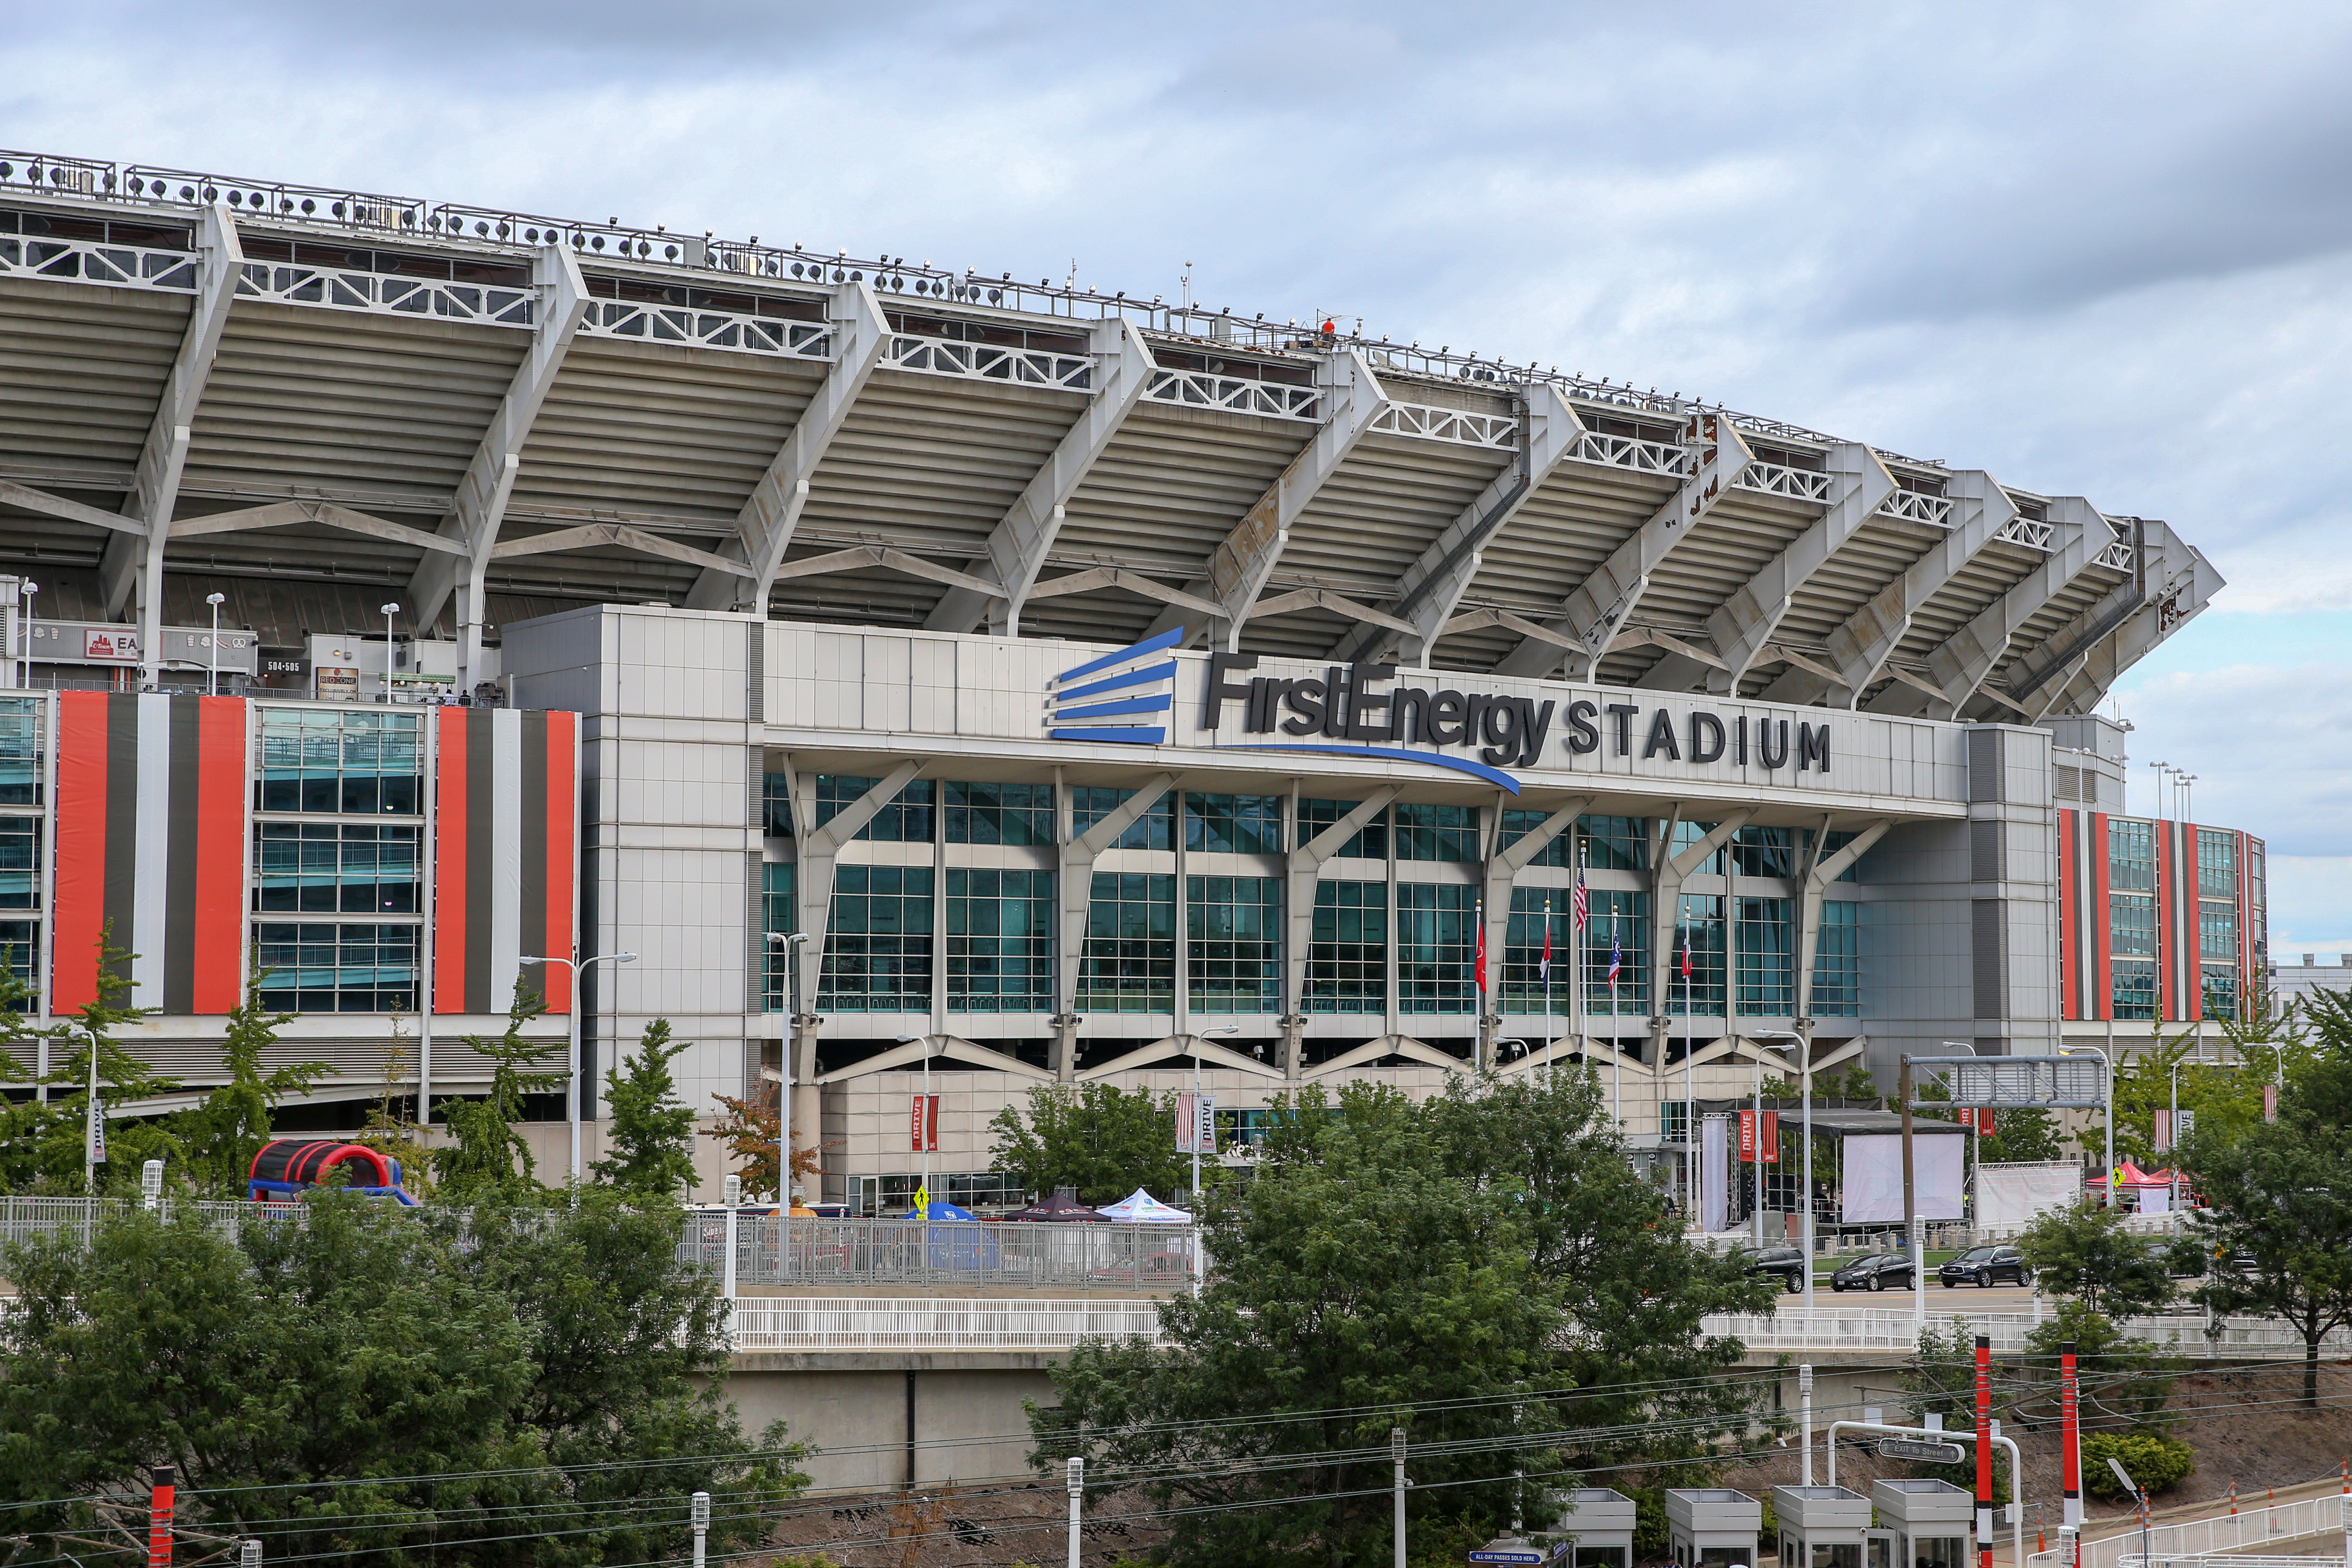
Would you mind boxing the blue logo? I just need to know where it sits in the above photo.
[1046,627,1181,745]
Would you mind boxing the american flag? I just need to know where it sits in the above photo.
[1606,925,1622,995]
[1538,905,1552,983]
[1572,867,1588,931]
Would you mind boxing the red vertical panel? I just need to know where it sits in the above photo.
[433,709,468,1014]
[542,710,574,1013]
[188,697,247,1013]
[2058,811,2078,1020]
[52,692,110,1012]
[2091,814,2111,1021]
[2183,820,2200,1021]
[2155,825,2175,1020]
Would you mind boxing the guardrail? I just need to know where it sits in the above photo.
[727,1295,1166,1353]
[1704,1307,2352,1359]
[2035,1496,2349,1568]
[679,1215,1197,1292]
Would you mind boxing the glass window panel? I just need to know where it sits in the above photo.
[816,775,933,843]
[1732,825,1796,878]
[255,709,422,815]
[1183,793,1282,856]
[2199,899,2238,963]
[1307,879,1385,1014]
[253,821,420,913]
[1582,890,1649,1014]
[1577,815,1649,872]
[254,920,419,1012]
[1079,871,1174,1012]
[2112,958,2157,1020]
[817,864,934,1010]
[0,697,42,805]
[944,781,1055,846]
[1297,798,1385,859]
[2198,829,2238,897]
[0,917,37,1004]
[1501,885,1570,1014]
[1397,882,1476,1012]
[2201,963,2239,1020]
[1188,874,1280,1012]
[1071,787,1173,851]
[946,866,1054,1012]
[1811,899,1862,1017]
[1735,895,1794,1014]
[2110,892,2155,957]
[0,816,39,909]
[1669,820,1725,876]
[761,862,794,1012]
[1395,803,1479,863]
[1666,893,1726,1016]
[762,771,793,837]
[2108,819,2155,891]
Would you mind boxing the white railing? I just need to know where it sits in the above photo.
[886,333,1093,390]
[236,260,535,326]
[1146,367,1320,420]
[1995,516,2057,550]
[1570,429,1688,476]
[2095,538,2137,571]
[2030,1497,2348,1568]
[1706,1306,2352,1359]
[679,1215,1197,1292]
[1876,489,1955,527]
[582,298,832,359]
[1372,401,1518,450]
[0,233,200,293]
[727,1295,1165,1352]
[1736,462,1836,503]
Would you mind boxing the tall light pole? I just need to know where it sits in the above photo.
[2063,1045,2115,1207]
[2148,761,2170,819]
[519,950,639,1185]
[1193,1024,1241,1202]
[2179,775,2196,822]
[764,930,811,1205]
[1752,1029,1811,1310]
[379,603,401,702]
[204,593,225,696]
[898,1031,929,1210]
[18,579,34,690]
[2167,1058,2238,1214]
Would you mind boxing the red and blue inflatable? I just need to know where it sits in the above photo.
[248,1139,420,1205]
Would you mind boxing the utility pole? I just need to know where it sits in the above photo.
[1067,1456,1084,1568]
[1799,1364,1814,1485]
[690,1491,710,1568]
[1974,1335,1994,1568]
[1393,1427,1408,1568]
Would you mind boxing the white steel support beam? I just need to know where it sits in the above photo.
[1641,442,1895,694]
[924,317,1156,635]
[1054,773,1183,1079]
[1761,470,2012,708]
[1144,350,1386,650]
[407,244,588,687]
[1280,786,1402,1078]
[2030,522,2222,718]
[101,204,240,683]
[171,499,468,555]
[1493,411,1753,679]
[1792,818,1891,1020]
[789,759,926,1020]
[0,480,145,535]
[488,521,754,578]
[1871,497,2116,719]
[1340,381,1584,665]
[684,280,888,615]
[1476,796,1590,1061]
[1646,809,1753,1056]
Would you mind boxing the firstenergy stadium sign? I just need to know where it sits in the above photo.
[1042,629,1834,792]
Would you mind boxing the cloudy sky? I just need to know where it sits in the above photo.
[6,1,2348,957]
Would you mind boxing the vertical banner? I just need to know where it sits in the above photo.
[910,1094,939,1153]
[2153,1110,2171,1153]
[1700,1115,1729,1232]
[2264,1083,2279,1123]
[1176,1091,1216,1153]
[434,708,576,1015]
[1736,1109,1778,1162]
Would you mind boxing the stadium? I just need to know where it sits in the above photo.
[0,149,2253,1208]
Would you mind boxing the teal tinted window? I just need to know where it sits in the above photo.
[1188,875,1280,1012]
[1397,882,1475,1012]
[255,922,418,1012]
[1395,804,1479,863]
[1735,895,1794,1015]
[1071,787,1173,851]
[1307,880,1385,1014]
[1583,890,1649,1014]
[254,822,419,913]
[256,709,421,815]
[0,817,38,909]
[1666,893,1725,1016]
[0,697,41,805]
[945,781,1054,846]
[1079,872,1174,1012]
[1298,798,1385,859]
[761,862,794,1012]
[1811,900,1861,1017]
[946,867,1053,1012]
[1184,793,1282,856]
[817,865,933,1010]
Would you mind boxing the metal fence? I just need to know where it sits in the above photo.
[727,1295,1166,1352]
[678,1215,1197,1292]
[1705,1307,2352,1359]
[2034,1496,2350,1568]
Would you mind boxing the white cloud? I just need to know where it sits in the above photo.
[2263,858,2352,959]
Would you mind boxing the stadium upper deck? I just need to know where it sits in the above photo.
[0,149,2218,717]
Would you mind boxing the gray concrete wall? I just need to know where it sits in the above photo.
[725,1358,1060,1494]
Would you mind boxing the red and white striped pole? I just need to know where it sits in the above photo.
[146,1464,175,1568]
[1975,1334,1994,1568]
[2061,1340,2083,1557]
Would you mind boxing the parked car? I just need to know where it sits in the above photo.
[1735,1245,1809,1294]
[1939,1244,2032,1289]
[1829,1252,1916,1292]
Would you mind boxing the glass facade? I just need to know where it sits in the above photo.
[1079,871,1174,1011]
[255,922,418,1012]
[0,697,40,805]
[1071,786,1173,850]
[762,771,792,836]
[0,816,38,908]
[2198,828,2238,897]
[1397,882,1475,1012]
[1297,798,1384,858]
[2199,900,2238,963]
[0,916,33,1003]
[1307,880,1385,1013]
[1669,819,1725,876]
[1579,815,1648,871]
[816,776,933,843]
[1733,895,1794,1015]
[1501,885,1569,1014]
[1731,826,1797,878]
[946,867,1052,1011]
[817,864,933,1010]
[256,709,422,815]
[1583,890,1648,1014]
[1811,900,1862,1017]
[761,862,793,1012]
[1188,875,1280,1011]
[254,822,420,913]
[1183,793,1282,855]
[1394,803,1479,862]
[1665,893,1726,1015]
[2201,963,2239,1020]
[944,781,1054,846]
[2109,819,2154,891]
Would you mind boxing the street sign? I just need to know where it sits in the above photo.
[1909,1055,2107,1109]
[1879,1436,1966,1464]
[1468,1552,1544,1564]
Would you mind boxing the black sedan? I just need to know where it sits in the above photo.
[1735,1246,1810,1294]
[1939,1244,2032,1288]
[1829,1252,1916,1292]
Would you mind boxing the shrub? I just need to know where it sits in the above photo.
[2083,1432,2195,1498]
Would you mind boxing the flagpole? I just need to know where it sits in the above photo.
[1543,891,1555,1089]
[1571,834,1586,1104]
[1683,918,1695,1224]
[1609,913,1622,1128]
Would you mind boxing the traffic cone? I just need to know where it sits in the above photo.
[2228,1480,2236,1516]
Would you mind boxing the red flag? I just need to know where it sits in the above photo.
[1539,921,1552,982]
[1680,941,1693,979]
[1475,919,1488,990]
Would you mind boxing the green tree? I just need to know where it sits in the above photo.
[1979,1106,2065,1164]
[987,1079,1190,1206]
[706,1080,822,1204]
[2023,1300,2181,1430]
[1032,1071,1775,1568]
[0,1190,804,1567]
[178,963,329,1198]
[349,1017,434,1198]
[592,1017,699,1201]
[1899,1317,2013,1503]
[2016,1201,2175,1317]
[0,925,181,1196]
[430,985,561,1201]
[2083,1431,2195,1497]
[2186,1067,2352,1407]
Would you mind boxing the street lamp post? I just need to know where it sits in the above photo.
[898,1031,929,1210]
[2167,1057,2238,1215]
[1193,1025,1241,1202]
[379,603,401,702]
[764,931,811,1205]
[18,579,34,690]
[2062,1045,2116,1208]
[519,950,639,1186]
[1751,1028,1811,1311]
[204,593,225,696]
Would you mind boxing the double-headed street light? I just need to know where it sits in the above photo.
[1749,1028,1813,1314]
[519,950,638,1185]
[765,932,811,1205]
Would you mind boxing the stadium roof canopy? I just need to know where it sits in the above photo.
[0,148,2218,717]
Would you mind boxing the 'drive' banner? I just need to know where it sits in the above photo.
[1737,1108,1779,1163]
[910,1095,940,1152]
